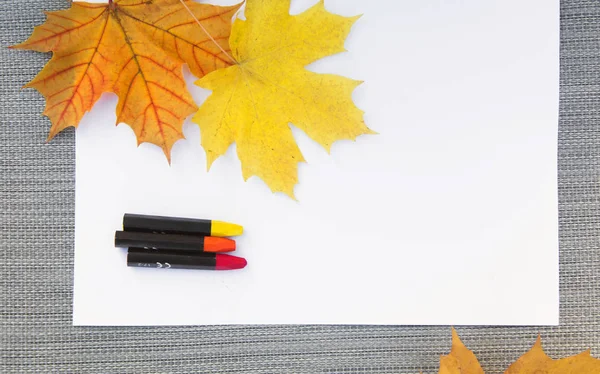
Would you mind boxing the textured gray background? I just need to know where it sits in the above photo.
[1,0,598,373]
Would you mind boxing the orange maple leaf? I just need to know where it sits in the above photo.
[12,0,240,159]
[438,328,484,374]
[437,329,600,374]
[504,336,600,373]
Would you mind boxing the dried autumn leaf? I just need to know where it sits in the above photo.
[436,329,600,374]
[438,328,484,374]
[504,336,600,373]
[193,0,374,197]
[12,0,240,159]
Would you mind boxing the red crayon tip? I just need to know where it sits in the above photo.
[215,254,247,270]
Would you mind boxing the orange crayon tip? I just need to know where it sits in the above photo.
[203,236,236,253]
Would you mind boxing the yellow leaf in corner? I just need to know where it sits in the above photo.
[193,0,374,198]
[504,336,600,373]
[438,328,484,374]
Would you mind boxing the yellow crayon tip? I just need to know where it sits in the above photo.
[211,221,244,237]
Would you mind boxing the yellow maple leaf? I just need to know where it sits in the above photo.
[438,328,485,374]
[12,0,240,159]
[193,0,375,197]
[504,336,600,373]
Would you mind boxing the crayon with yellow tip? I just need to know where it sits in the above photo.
[123,213,243,237]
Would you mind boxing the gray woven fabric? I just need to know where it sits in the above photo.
[1,0,599,372]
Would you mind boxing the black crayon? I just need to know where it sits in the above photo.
[126,248,247,271]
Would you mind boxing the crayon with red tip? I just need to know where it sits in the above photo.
[127,248,247,271]
[115,231,236,253]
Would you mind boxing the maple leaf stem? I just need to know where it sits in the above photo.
[177,0,237,65]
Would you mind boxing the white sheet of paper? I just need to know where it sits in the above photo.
[73,0,560,326]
